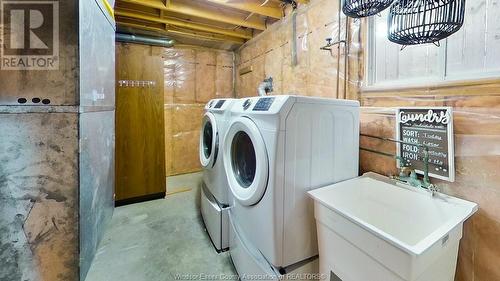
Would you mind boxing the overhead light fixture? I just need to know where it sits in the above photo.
[342,0,395,18]
[388,0,466,46]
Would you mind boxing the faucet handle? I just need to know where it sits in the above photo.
[427,184,440,196]
[399,166,412,177]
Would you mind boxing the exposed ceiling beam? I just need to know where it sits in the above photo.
[206,0,282,19]
[115,9,252,39]
[117,21,245,44]
[119,0,266,30]
[167,28,245,44]
[168,2,266,30]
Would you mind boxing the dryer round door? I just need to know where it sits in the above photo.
[199,112,219,168]
[224,116,269,206]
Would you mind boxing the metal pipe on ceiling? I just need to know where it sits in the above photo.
[116,33,175,47]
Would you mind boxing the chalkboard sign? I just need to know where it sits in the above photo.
[396,107,455,182]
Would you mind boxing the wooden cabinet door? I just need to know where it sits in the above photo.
[115,43,166,203]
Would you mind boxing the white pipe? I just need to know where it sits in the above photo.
[257,77,273,96]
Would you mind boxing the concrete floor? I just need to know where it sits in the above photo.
[85,172,236,281]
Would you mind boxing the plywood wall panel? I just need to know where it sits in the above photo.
[236,0,346,98]
[196,51,217,103]
[164,63,175,105]
[174,61,197,104]
[171,131,202,175]
[252,56,266,94]
[265,47,284,95]
[164,46,234,176]
[474,213,500,281]
[216,52,234,98]
[281,23,308,96]
[240,43,254,64]
[306,1,341,98]
[455,219,475,281]
[307,12,340,97]
[216,66,234,98]
[359,105,500,281]
[240,71,255,98]
[171,105,205,135]
[164,105,174,177]
[115,43,166,201]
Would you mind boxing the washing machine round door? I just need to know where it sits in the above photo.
[224,116,269,206]
[199,112,219,168]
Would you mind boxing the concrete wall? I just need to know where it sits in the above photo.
[235,0,500,280]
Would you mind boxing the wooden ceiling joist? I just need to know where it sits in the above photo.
[117,21,246,44]
[167,28,246,44]
[115,0,288,49]
[114,10,253,39]
[119,0,266,30]
[207,0,282,19]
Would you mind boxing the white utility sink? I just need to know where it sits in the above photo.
[308,172,478,281]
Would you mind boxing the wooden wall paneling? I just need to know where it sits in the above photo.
[115,43,166,202]
[306,0,340,98]
[359,106,500,281]
[164,104,174,177]
[195,50,217,103]
[173,48,197,104]
[216,52,235,98]
[235,0,500,279]
[163,46,234,176]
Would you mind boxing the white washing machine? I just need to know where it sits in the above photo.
[199,98,236,251]
[223,95,360,274]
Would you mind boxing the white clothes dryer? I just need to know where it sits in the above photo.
[223,95,360,272]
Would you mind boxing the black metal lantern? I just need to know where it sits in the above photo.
[388,0,466,46]
[342,0,395,18]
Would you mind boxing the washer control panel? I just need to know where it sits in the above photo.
[213,99,226,108]
[229,95,291,114]
[243,99,252,110]
[206,99,233,111]
[253,97,275,111]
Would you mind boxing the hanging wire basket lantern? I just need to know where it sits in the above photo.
[343,0,395,18]
[388,0,466,46]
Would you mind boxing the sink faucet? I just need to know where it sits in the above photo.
[359,134,440,196]
[392,147,440,196]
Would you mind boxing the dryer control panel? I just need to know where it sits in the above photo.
[253,97,275,111]
[206,99,234,111]
[213,100,226,109]
[231,95,292,115]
